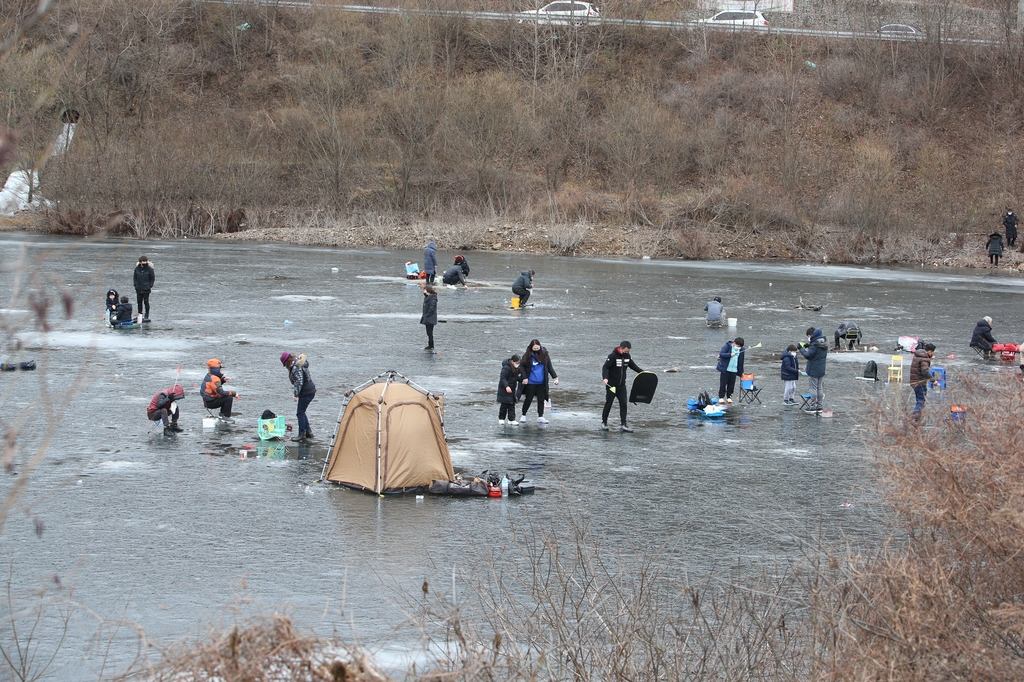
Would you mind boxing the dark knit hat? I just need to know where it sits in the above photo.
[280,352,293,366]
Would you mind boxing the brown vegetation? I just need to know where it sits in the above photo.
[0,0,1023,264]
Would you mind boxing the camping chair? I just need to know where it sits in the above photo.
[946,405,967,433]
[737,374,761,404]
[799,392,813,410]
[841,328,861,351]
[887,355,903,383]
[971,345,992,360]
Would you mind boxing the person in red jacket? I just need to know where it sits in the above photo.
[148,385,184,436]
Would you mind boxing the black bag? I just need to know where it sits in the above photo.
[429,479,489,496]
[261,409,277,419]
[863,360,878,381]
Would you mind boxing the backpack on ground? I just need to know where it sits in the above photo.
[863,360,878,381]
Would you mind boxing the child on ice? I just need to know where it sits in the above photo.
[781,344,800,405]
[497,354,522,425]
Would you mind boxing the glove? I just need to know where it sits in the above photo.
[799,342,808,348]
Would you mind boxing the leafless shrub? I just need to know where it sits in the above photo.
[671,219,717,260]
[545,220,590,255]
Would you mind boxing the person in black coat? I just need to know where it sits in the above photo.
[987,232,1004,266]
[113,296,134,325]
[497,355,522,425]
[970,316,996,356]
[133,255,155,322]
[1004,209,1018,247]
[104,288,119,325]
[420,285,438,350]
[454,254,470,277]
[601,341,643,431]
[441,264,468,288]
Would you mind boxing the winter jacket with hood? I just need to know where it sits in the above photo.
[522,346,557,400]
[420,291,438,326]
[202,365,235,402]
[602,347,643,388]
[716,341,745,375]
[148,385,184,418]
[441,265,466,285]
[909,348,933,388]
[497,358,522,404]
[512,271,533,293]
[114,300,133,323]
[988,232,1004,256]
[423,242,438,275]
[1004,212,1018,238]
[971,319,996,350]
[105,289,119,316]
[454,255,470,277]
[799,328,829,377]
[780,351,800,381]
[704,300,724,321]
[289,355,316,397]
[134,262,155,293]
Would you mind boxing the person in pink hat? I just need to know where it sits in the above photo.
[281,352,316,441]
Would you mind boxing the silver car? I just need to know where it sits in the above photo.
[519,2,600,26]
[693,10,769,27]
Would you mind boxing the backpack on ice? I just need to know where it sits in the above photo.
[863,360,878,381]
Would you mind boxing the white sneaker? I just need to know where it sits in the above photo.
[519,415,527,423]
[537,417,549,424]
[510,419,519,427]
[500,419,506,425]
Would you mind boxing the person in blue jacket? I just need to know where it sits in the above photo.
[799,327,829,414]
[423,241,438,284]
[780,344,800,405]
[716,337,745,403]
[520,339,558,424]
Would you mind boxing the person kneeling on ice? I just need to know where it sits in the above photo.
[281,352,316,441]
[512,270,534,306]
[704,297,724,327]
[602,341,644,432]
[112,295,134,325]
[104,289,119,325]
[148,385,185,436]
[201,358,237,423]
[716,337,745,404]
[781,344,800,404]
[497,354,523,425]
[910,343,937,419]
[441,263,468,288]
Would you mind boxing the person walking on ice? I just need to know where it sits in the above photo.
[520,339,558,424]
[601,341,644,432]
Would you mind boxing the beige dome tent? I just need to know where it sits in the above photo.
[321,371,454,494]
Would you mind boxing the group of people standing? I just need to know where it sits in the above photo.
[987,208,1018,267]
[105,256,156,326]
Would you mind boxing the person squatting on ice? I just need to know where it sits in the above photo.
[497,354,522,425]
[454,254,469,277]
[987,231,1004,266]
[1004,209,1018,247]
[148,385,184,436]
[716,337,745,403]
[704,297,724,326]
[800,327,829,414]
[441,263,468,288]
[282,352,316,441]
[834,321,860,350]
[602,341,643,432]
[781,344,800,405]
[422,241,437,284]
[512,270,534,306]
[520,339,558,424]
[201,358,236,422]
[420,285,437,350]
[113,295,133,325]
[910,342,936,419]
[133,255,155,322]
[970,316,996,357]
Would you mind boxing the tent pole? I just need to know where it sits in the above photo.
[375,373,394,494]
[320,388,357,481]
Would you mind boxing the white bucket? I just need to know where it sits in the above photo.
[727,317,737,327]
[202,417,218,428]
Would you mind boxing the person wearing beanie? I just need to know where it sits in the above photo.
[281,352,316,441]
[201,358,236,422]
[910,343,937,419]
[716,337,746,404]
[133,255,155,323]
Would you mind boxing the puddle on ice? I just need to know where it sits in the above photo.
[17,331,191,351]
[271,295,337,302]
[91,461,151,472]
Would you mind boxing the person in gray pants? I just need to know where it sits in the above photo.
[799,326,829,414]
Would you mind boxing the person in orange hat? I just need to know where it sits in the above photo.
[201,358,236,422]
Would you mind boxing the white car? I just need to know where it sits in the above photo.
[519,2,600,26]
[693,10,769,27]
[878,24,924,38]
